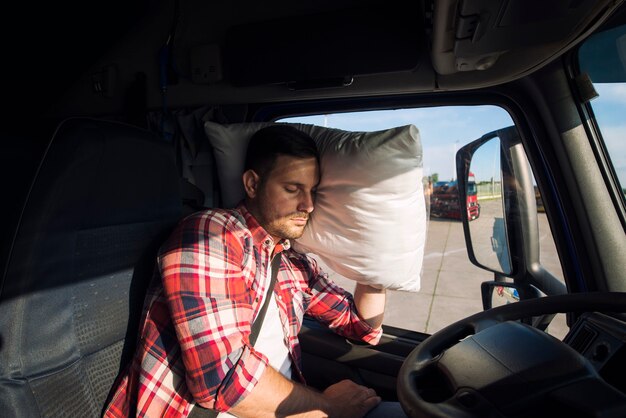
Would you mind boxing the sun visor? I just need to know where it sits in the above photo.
[222,5,424,87]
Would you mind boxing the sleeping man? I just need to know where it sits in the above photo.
[104,125,407,417]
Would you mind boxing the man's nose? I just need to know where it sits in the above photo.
[298,192,315,213]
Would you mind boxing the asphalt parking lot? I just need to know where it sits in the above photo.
[323,199,569,339]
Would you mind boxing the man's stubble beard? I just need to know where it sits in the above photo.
[264,213,309,240]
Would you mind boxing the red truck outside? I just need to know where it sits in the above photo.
[430,172,480,221]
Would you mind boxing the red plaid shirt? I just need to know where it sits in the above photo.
[104,204,381,417]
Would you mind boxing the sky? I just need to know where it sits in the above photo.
[280,105,514,182]
[279,85,625,189]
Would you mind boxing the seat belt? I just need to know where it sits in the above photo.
[248,255,282,346]
[189,255,282,418]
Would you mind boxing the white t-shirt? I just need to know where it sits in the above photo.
[254,287,293,378]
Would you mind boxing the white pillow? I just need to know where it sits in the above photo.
[204,121,426,292]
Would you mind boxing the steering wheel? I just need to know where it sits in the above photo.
[397,292,626,418]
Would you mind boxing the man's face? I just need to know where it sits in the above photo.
[246,155,319,241]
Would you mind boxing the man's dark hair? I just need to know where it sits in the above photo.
[244,125,319,176]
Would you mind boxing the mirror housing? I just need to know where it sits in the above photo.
[456,126,523,276]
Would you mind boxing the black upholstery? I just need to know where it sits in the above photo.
[0,118,182,417]
[0,131,47,288]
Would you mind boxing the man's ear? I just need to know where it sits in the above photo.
[243,169,260,198]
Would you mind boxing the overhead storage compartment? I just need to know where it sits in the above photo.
[222,4,425,87]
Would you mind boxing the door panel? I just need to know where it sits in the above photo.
[299,317,427,401]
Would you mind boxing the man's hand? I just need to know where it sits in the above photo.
[322,379,381,418]
[228,366,380,418]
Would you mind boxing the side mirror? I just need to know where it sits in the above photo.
[456,128,519,275]
[481,281,554,329]
[457,125,568,307]
[481,281,540,310]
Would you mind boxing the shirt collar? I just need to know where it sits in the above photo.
[236,202,291,255]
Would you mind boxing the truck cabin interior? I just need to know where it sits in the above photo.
[2,1,626,417]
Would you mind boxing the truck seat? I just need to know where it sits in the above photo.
[0,118,182,417]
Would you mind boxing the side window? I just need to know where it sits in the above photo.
[279,106,566,336]
[578,24,626,204]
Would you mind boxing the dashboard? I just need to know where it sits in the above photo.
[565,312,626,396]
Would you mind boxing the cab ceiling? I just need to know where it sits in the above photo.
[49,0,625,118]
[177,0,624,90]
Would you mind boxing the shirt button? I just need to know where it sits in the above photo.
[278,295,283,300]
[264,239,271,245]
